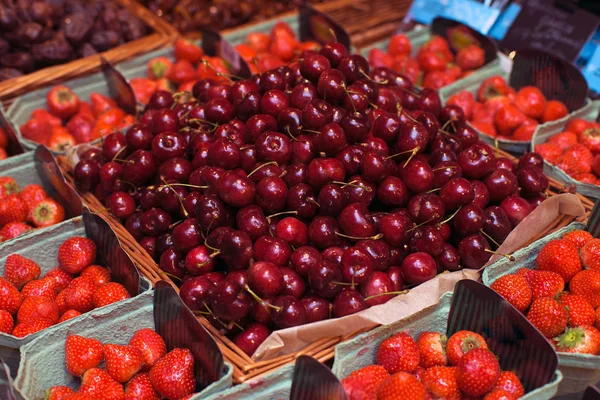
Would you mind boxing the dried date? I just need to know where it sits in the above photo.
[61,13,93,44]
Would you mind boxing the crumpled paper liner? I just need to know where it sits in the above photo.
[252,193,586,360]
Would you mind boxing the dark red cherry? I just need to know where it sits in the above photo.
[361,272,395,306]
[236,205,269,241]
[339,203,377,239]
[471,180,490,209]
[440,177,475,210]
[308,216,341,249]
[500,195,532,227]
[397,159,434,193]
[290,246,322,278]
[340,246,374,285]
[458,143,495,179]
[401,252,437,285]
[254,236,291,266]
[458,233,491,269]
[483,206,512,243]
[378,212,412,247]
[234,323,270,357]
[287,184,319,219]
[484,169,518,202]
[308,260,343,298]
[453,204,485,237]
[280,267,306,299]
[333,289,368,318]
[301,296,331,323]
[272,295,308,329]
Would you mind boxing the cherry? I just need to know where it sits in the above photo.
[152,109,180,133]
[209,281,251,321]
[280,267,306,299]
[435,243,461,272]
[407,193,445,224]
[230,79,259,101]
[254,176,287,213]
[155,232,173,256]
[140,208,172,236]
[495,157,517,174]
[339,203,377,239]
[518,166,549,196]
[318,183,348,217]
[317,69,347,102]
[102,132,128,161]
[319,43,349,67]
[251,298,275,326]
[159,247,186,279]
[260,89,289,117]
[363,137,390,156]
[356,239,391,271]
[361,271,395,306]
[431,161,462,189]
[125,124,153,151]
[338,55,369,83]
[378,212,412,247]
[179,276,214,311]
[248,162,283,183]
[74,159,100,191]
[79,148,103,163]
[218,170,256,208]
[236,205,268,241]
[300,53,331,83]
[308,259,343,298]
[416,111,442,142]
[458,143,495,179]
[278,107,303,136]
[500,195,532,227]
[234,323,271,357]
[374,113,402,145]
[156,180,188,213]
[105,191,136,219]
[259,70,286,92]
[205,98,234,123]
[220,230,254,270]
[527,194,547,208]
[306,157,345,190]
[429,148,457,165]
[122,150,158,186]
[396,121,429,155]
[431,133,462,155]
[152,132,186,162]
[184,245,214,275]
[408,225,444,256]
[454,125,479,148]
[245,114,278,142]
[275,217,308,247]
[344,175,376,205]
[440,177,475,210]
[287,184,319,219]
[195,194,231,231]
[401,252,437,285]
[336,145,365,175]
[483,206,512,243]
[308,216,341,249]
[303,99,334,131]
[313,123,347,156]
[518,152,544,170]
[205,226,233,250]
[322,246,344,265]
[254,235,291,266]
[290,246,321,278]
[247,261,284,298]
[340,246,374,285]
[387,266,404,291]
[301,296,331,323]
[484,169,518,202]
[125,212,144,241]
[458,233,491,269]
[290,82,318,109]
[333,289,368,317]
[283,164,308,187]
[172,218,202,252]
[453,204,485,237]
[415,88,442,116]
[226,270,248,288]
[361,151,395,182]
[272,295,308,329]
[205,271,226,285]
[471,180,490,209]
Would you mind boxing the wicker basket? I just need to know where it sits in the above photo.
[55,145,593,384]
[0,0,177,104]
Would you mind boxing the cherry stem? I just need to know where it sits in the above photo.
[201,60,237,83]
[160,271,182,282]
[307,198,321,207]
[432,165,458,172]
[360,70,388,85]
[112,145,128,162]
[402,147,420,168]
[160,177,189,218]
[480,229,501,248]
[333,180,373,192]
[158,183,207,190]
[400,86,421,98]
[245,285,282,311]
[189,118,218,128]
[335,231,384,240]
[193,311,210,315]
[364,290,409,301]
[112,158,135,164]
[332,281,355,286]
[407,217,437,233]
[247,161,278,178]
[438,206,462,226]
[239,145,254,151]
[328,28,338,43]
[485,249,515,262]
[426,187,441,194]
[303,129,321,134]
[440,119,455,133]
[209,250,220,259]
[266,210,298,223]
[386,147,419,160]
[169,220,184,230]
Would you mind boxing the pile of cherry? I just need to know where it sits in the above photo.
[73,42,550,357]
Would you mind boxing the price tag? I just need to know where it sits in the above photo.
[489,3,522,41]
[200,28,251,79]
[500,0,600,63]
[0,106,24,156]
[408,0,501,34]
[299,5,351,50]
[582,44,600,94]
[100,57,138,117]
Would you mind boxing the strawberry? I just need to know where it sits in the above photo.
[59,309,81,322]
[21,277,58,299]
[560,144,593,175]
[45,267,74,291]
[456,348,500,397]
[62,394,96,400]
[446,330,488,366]
[125,372,160,400]
[20,118,53,145]
[104,344,145,383]
[570,270,600,308]
[416,331,447,368]
[0,309,14,333]
[0,194,28,226]
[421,366,460,399]
[490,274,532,312]
[377,371,427,400]
[596,307,600,331]
[527,297,568,338]
[581,238,600,271]
[19,184,47,221]
[65,335,104,376]
[579,127,600,153]
[341,364,389,400]
[93,282,130,308]
[17,296,59,324]
[12,318,53,337]
[80,265,111,287]
[0,177,19,198]
[534,142,563,165]
[56,289,68,315]
[64,277,96,313]
[484,389,519,400]
[559,293,595,327]
[0,222,32,242]
[522,269,564,300]
[548,130,578,150]
[554,326,600,354]
[0,277,23,314]
[494,371,524,397]
[31,198,65,228]
[79,368,125,400]
[4,254,41,289]
[149,348,196,399]
[563,230,593,249]
[45,385,74,400]
[376,331,420,374]
[535,239,582,282]
[573,172,600,184]
[58,237,97,274]
[129,328,167,369]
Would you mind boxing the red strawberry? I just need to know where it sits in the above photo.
[490,274,532,312]
[523,270,564,300]
[17,296,59,324]
[62,393,96,400]
[31,198,65,228]
[12,318,53,337]
[0,177,19,198]
[21,277,58,299]
[19,184,48,215]
[45,385,74,400]
[64,277,96,313]
[0,194,29,226]
[535,142,562,165]
[484,389,519,400]
[0,277,23,314]
[79,368,125,400]
[149,348,196,399]
[0,309,14,333]
[578,127,600,153]
[563,230,593,249]
[596,307,600,331]
[376,371,427,400]
[125,372,160,400]
[421,366,460,399]
[56,289,68,315]
[456,348,500,397]
[376,331,420,374]
[341,364,389,400]
[527,297,568,338]
[416,331,447,368]
[536,239,582,282]
[554,326,600,354]
[561,144,593,175]
[494,371,524,397]
[549,130,578,150]
[58,237,97,274]
[0,222,32,242]
[65,335,104,376]
[129,329,167,369]
[581,238,600,271]
[104,344,145,383]
[446,330,488,366]
[4,254,41,289]
[80,265,111,287]
[45,267,74,291]
[93,282,130,308]
[571,270,600,308]
[59,309,81,322]
[559,293,595,327]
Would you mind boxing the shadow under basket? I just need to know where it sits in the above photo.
[55,146,594,384]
